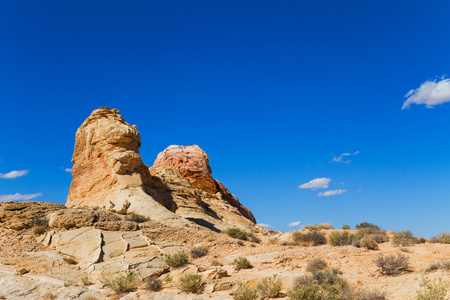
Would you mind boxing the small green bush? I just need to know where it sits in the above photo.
[360,234,379,250]
[81,274,91,286]
[303,224,321,231]
[247,232,261,243]
[342,224,351,230]
[233,257,252,270]
[306,259,327,274]
[374,253,411,275]
[101,273,139,295]
[415,277,448,300]
[191,247,208,258]
[393,230,419,246]
[233,284,258,300]
[438,233,450,244]
[356,289,387,300]
[146,277,162,291]
[180,274,203,293]
[223,228,248,241]
[256,274,283,299]
[126,212,149,223]
[288,284,324,300]
[329,231,355,246]
[355,222,380,229]
[292,231,327,246]
[165,252,188,267]
[426,260,450,273]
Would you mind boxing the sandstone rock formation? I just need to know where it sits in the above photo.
[66,107,179,221]
[66,107,256,231]
[150,145,256,224]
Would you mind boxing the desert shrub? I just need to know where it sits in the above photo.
[233,284,258,300]
[44,293,56,300]
[418,237,427,244]
[288,284,324,300]
[429,237,439,243]
[415,277,448,300]
[63,256,78,265]
[165,252,188,267]
[304,224,321,231]
[306,259,328,274]
[126,212,149,223]
[223,228,248,240]
[81,274,91,286]
[256,274,283,299]
[247,232,261,243]
[180,274,203,293]
[211,259,222,266]
[233,257,251,270]
[313,268,345,286]
[33,225,47,236]
[100,273,139,295]
[356,289,387,299]
[393,230,419,246]
[329,231,356,246]
[426,260,450,273]
[438,233,450,244]
[356,228,388,243]
[355,222,380,230]
[342,224,351,230]
[191,247,208,258]
[375,253,411,275]
[292,231,327,246]
[146,277,162,291]
[360,234,379,250]
[320,223,332,230]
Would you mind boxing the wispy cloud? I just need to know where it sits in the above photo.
[331,151,359,163]
[0,193,42,202]
[402,77,450,109]
[299,178,330,190]
[0,170,29,179]
[318,189,346,197]
[258,223,273,229]
[288,221,301,227]
[64,168,72,173]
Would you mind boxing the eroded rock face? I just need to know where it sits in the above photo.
[66,107,179,221]
[150,145,256,224]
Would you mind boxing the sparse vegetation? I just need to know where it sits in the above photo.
[247,232,261,243]
[415,277,448,300]
[292,231,327,246]
[191,247,208,258]
[180,274,203,293]
[393,230,419,246]
[63,256,78,265]
[303,224,321,231]
[360,234,379,250]
[256,274,283,299]
[100,273,139,295]
[43,293,56,300]
[223,228,248,240]
[126,212,149,223]
[342,224,351,230]
[329,231,356,246]
[81,274,91,286]
[33,225,47,236]
[165,252,188,267]
[437,233,450,244]
[146,277,162,292]
[211,259,222,266]
[288,284,324,300]
[355,289,387,300]
[233,257,252,270]
[426,260,450,273]
[233,284,258,300]
[31,215,48,236]
[306,259,327,274]
[355,222,380,229]
[375,253,411,275]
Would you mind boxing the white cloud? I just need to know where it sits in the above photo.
[288,221,301,227]
[258,223,273,229]
[318,189,346,196]
[64,168,72,173]
[0,193,42,202]
[0,170,29,179]
[402,77,450,109]
[299,177,330,190]
[331,151,359,163]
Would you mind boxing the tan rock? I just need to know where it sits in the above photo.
[66,107,180,222]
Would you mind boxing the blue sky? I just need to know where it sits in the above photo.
[1,1,450,237]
